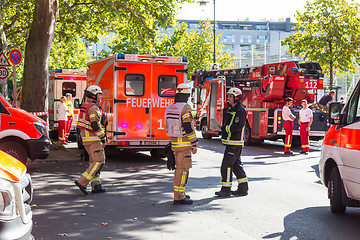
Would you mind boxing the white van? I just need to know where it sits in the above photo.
[320,80,360,213]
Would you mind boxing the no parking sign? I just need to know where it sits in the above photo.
[9,49,22,65]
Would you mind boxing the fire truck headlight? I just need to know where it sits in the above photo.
[299,78,304,83]
[33,122,46,136]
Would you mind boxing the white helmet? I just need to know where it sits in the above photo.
[176,83,191,94]
[227,87,242,97]
[86,85,103,95]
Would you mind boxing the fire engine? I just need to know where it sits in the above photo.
[0,93,50,164]
[82,53,188,157]
[192,61,328,144]
[48,69,87,137]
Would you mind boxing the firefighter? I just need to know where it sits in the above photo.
[65,93,74,143]
[74,85,106,195]
[165,83,198,204]
[215,87,248,197]
[282,97,296,155]
[319,90,335,111]
[58,96,68,144]
[298,99,313,154]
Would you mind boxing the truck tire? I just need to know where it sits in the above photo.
[201,120,212,139]
[0,142,28,165]
[328,167,346,214]
[77,129,84,149]
[150,149,166,158]
[244,124,252,145]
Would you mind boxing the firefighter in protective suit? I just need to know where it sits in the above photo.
[215,87,249,197]
[165,83,198,204]
[74,85,106,195]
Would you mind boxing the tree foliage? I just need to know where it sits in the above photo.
[108,20,234,79]
[0,0,191,111]
[283,0,360,90]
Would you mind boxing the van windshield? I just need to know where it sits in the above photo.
[0,93,12,108]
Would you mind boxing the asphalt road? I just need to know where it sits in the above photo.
[27,134,360,240]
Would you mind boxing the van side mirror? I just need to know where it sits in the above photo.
[74,99,80,109]
[329,102,342,125]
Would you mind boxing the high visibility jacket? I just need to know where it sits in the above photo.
[66,100,74,117]
[77,99,106,144]
[165,102,187,137]
[221,102,246,146]
[165,103,198,150]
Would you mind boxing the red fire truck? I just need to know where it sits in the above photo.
[81,53,188,157]
[192,61,328,144]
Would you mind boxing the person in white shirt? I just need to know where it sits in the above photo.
[282,97,296,155]
[298,99,313,154]
[58,96,68,144]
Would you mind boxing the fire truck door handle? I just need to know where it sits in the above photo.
[145,107,149,114]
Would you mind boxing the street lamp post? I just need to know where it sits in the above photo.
[199,0,216,64]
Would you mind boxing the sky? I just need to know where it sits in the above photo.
[175,0,311,22]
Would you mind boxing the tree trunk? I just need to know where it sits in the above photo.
[21,0,58,113]
[329,60,333,91]
[0,10,7,53]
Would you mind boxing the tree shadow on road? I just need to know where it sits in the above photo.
[263,206,360,240]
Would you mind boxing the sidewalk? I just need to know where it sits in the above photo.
[47,142,81,161]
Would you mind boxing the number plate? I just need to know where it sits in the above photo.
[142,141,160,145]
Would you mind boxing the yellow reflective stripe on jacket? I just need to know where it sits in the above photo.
[187,133,196,140]
[172,142,192,148]
[227,112,236,141]
[182,112,191,121]
[221,139,244,145]
[90,113,96,119]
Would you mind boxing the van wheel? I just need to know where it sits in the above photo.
[77,129,84,149]
[201,121,212,139]
[150,149,166,158]
[0,142,28,165]
[328,167,346,214]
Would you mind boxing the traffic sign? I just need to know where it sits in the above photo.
[9,49,22,65]
[0,51,11,67]
[0,67,9,79]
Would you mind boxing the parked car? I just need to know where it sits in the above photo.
[0,150,34,239]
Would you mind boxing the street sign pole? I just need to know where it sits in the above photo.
[13,65,16,107]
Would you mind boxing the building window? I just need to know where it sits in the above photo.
[256,35,267,43]
[240,35,252,43]
[239,25,252,30]
[223,34,235,43]
[224,44,235,52]
[189,23,198,29]
[223,24,237,29]
[255,25,267,30]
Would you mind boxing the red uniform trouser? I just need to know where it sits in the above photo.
[65,116,73,141]
[284,120,293,152]
[300,122,310,152]
[58,120,66,143]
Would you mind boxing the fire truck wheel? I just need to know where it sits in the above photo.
[244,124,252,145]
[0,141,28,165]
[328,167,346,214]
[150,149,166,158]
[77,129,84,149]
[201,121,212,139]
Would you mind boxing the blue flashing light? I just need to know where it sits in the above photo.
[204,77,213,83]
[182,56,188,62]
[121,123,128,128]
[117,53,125,59]
[55,69,62,73]
[137,124,142,129]
[292,67,298,74]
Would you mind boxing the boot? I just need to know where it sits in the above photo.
[92,184,106,193]
[74,181,88,195]
[215,187,231,197]
[231,189,248,196]
[173,198,193,204]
